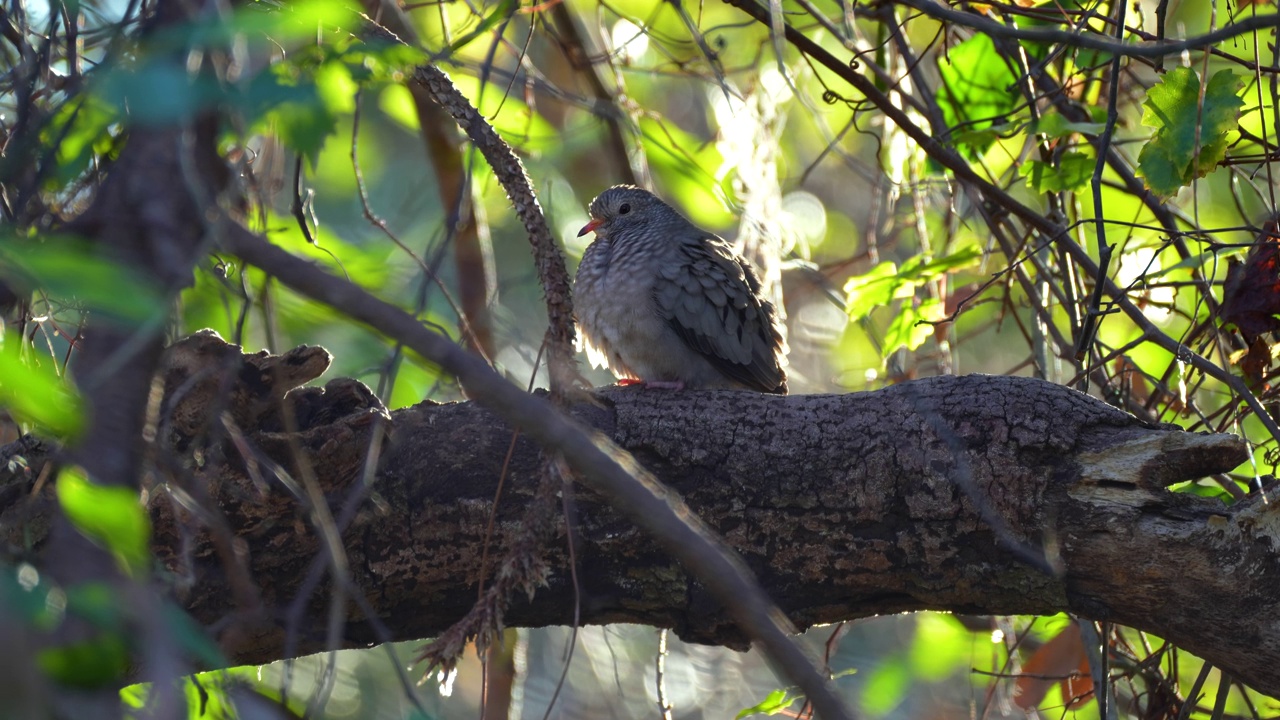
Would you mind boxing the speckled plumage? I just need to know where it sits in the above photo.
[573,185,788,393]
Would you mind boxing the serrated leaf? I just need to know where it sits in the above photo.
[899,245,983,279]
[1137,68,1244,197]
[246,65,340,166]
[844,262,910,320]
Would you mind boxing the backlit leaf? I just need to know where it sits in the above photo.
[1027,152,1094,192]
[0,336,84,437]
[1137,68,1244,197]
[56,467,151,578]
[937,34,1022,158]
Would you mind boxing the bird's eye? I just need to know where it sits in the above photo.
[619,203,631,215]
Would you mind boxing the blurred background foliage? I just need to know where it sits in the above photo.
[2,0,1279,715]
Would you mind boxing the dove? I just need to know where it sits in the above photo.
[574,185,788,393]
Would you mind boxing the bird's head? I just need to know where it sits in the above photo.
[578,185,670,239]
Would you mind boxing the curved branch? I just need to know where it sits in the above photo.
[363,4,577,397]
[409,62,579,397]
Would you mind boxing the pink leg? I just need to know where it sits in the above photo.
[616,378,685,390]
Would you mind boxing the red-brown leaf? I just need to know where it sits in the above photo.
[1014,624,1095,710]
[1221,217,1280,340]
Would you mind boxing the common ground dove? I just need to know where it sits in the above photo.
[573,185,788,393]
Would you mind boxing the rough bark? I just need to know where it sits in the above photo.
[4,359,1274,693]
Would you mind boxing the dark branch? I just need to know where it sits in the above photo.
[9,371,1265,694]
[891,0,1280,61]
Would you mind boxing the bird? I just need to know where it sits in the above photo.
[573,185,788,394]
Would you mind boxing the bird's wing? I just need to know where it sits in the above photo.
[653,237,788,393]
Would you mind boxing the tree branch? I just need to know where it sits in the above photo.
[890,0,1280,60]
[7,368,1266,692]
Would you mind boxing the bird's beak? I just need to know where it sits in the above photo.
[578,218,603,237]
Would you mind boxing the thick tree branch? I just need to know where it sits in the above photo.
[7,371,1264,691]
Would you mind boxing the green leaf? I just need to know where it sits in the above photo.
[899,245,983,279]
[0,338,84,437]
[861,658,910,717]
[232,0,354,42]
[63,582,125,628]
[1026,152,1095,192]
[1033,111,1106,140]
[445,0,517,54]
[56,467,151,578]
[38,632,131,688]
[883,297,940,355]
[844,246,981,321]
[247,63,340,166]
[736,688,799,718]
[43,96,120,190]
[936,33,1023,158]
[40,583,131,688]
[1137,68,1244,197]
[844,261,912,320]
[379,85,419,131]
[909,613,970,681]
[0,234,166,324]
[638,117,732,228]
[314,60,357,115]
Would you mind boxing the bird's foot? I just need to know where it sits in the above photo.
[616,378,686,390]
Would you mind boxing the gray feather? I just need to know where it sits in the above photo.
[572,184,788,393]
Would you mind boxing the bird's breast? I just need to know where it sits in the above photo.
[575,240,669,373]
